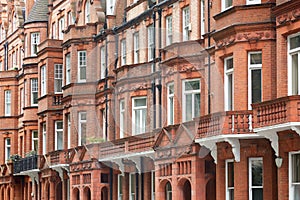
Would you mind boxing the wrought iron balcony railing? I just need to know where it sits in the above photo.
[13,155,38,174]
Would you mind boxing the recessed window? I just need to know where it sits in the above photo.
[31,78,38,106]
[132,97,147,135]
[182,7,190,41]
[165,182,172,200]
[68,11,74,26]
[129,173,136,200]
[54,64,63,93]
[167,83,174,125]
[100,46,106,79]
[249,157,263,200]
[289,152,300,199]
[288,33,300,95]
[78,50,87,82]
[55,121,63,150]
[31,32,40,56]
[67,114,71,149]
[41,65,47,96]
[133,32,139,64]
[65,53,71,85]
[121,39,126,66]
[85,0,91,23]
[58,17,65,40]
[148,25,154,61]
[200,0,205,37]
[151,171,155,200]
[32,130,38,152]
[224,57,234,111]
[226,160,234,200]
[183,79,200,122]
[20,88,24,114]
[42,123,47,154]
[222,0,233,11]
[5,138,11,162]
[248,52,262,109]
[118,174,123,200]
[78,112,87,146]
[166,16,172,46]
[4,90,11,116]
[120,100,125,138]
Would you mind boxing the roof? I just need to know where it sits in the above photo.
[25,0,48,24]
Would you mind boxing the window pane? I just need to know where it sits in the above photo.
[194,93,200,118]
[252,69,261,103]
[226,58,233,70]
[251,160,263,186]
[169,84,174,95]
[57,131,63,149]
[134,98,146,107]
[292,54,299,95]
[227,162,234,187]
[185,94,192,121]
[185,80,200,90]
[252,188,263,200]
[80,66,86,80]
[293,154,300,183]
[250,53,262,64]
[229,189,234,200]
[294,185,300,200]
[290,35,300,50]
[228,74,233,110]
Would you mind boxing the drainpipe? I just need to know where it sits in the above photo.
[152,11,157,129]
[136,172,139,200]
[157,8,162,128]
[4,42,8,70]
[207,0,211,114]
[141,157,144,200]
[105,35,109,141]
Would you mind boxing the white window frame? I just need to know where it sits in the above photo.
[58,17,65,40]
[132,97,147,135]
[249,157,263,200]
[31,78,38,106]
[20,88,24,114]
[247,0,261,5]
[68,11,74,26]
[248,52,262,109]
[120,100,125,138]
[32,130,38,152]
[55,121,63,150]
[41,65,47,96]
[102,109,107,141]
[78,112,87,146]
[54,64,63,93]
[166,15,172,46]
[200,0,205,38]
[226,159,234,200]
[151,170,155,200]
[5,138,11,162]
[222,0,233,11]
[148,25,154,61]
[67,114,71,149]
[133,32,139,64]
[121,39,126,66]
[31,32,40,56]
[224,56,234,111]
[52,22,57,39]
[78,50,87,82]
[166,182,172,200]
[289,151,300,200]
[42,123,46,155]
[129,173,136,200]
[288,33,300,95]
[167,82,174,125]
[4,90,11,116]
[85,0,90,23]
[100,46,106,79]
[66,53,71,85]
[118,174,123,200]
[182,79,200,122]
[182,7,190,41]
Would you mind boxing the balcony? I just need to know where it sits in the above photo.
[197,110,253,139]
[46,149,76,166]
[252,95,300,129]
[13,155,38,174]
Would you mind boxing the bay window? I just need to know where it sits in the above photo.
[132,97,147,135]
[224,57,234,111]
[248,52,262,109]
[182,79,200,122]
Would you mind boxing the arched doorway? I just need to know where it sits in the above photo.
[165,182,172,200]
[55,182,62,200]
[73,188,80,200]
[101,187,108,200]
[83,187,91,200]
[183,180,191,200]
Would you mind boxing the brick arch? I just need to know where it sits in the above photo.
[101,186,108,200]
[156,179,172,200]
[72,187,80,200]
[177,178,192,200]
[55,181,63,200]
[83,186,91,200]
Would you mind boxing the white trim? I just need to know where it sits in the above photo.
[120,100,125,138]
[99,150,155,162]
[5,138,11,162]
[225,159,234,200]
[182,7,190,41]
[55,121,63,150]
[118,174,123,200]
[100,46,106,79]
[224,56,234,111]
[200,0,205,38]
[54,64,63,93]
[31,78,38,106]
[247,0,261,5]
[41,65,47,96]
[248,51,262,110]
[166,15,172,46]
[132,96,147,135]
[133,32,139,64]
[42,123,47,155]
[254,122,300,133]
[148,25,154,61]
[78,50,87,83]
[222,0,233,11]
[31,32,40,56]
[58,16,65,40]
[289,151,300,200]
[167,82,174,125]
[32,130,38,151]
[129,173,136,200]
[151,170,155,200]
[78,111,87,146]
[65,53,71,85]
[67,114,71,149]
[4,90,11,116]
[182,78,200,122]
[121,39,126,66]
[249,157,263,200]
[288,32,300,95]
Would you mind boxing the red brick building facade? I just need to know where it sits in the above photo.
[0,0,299,199]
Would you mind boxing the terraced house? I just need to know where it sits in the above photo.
[0,0,299,199]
